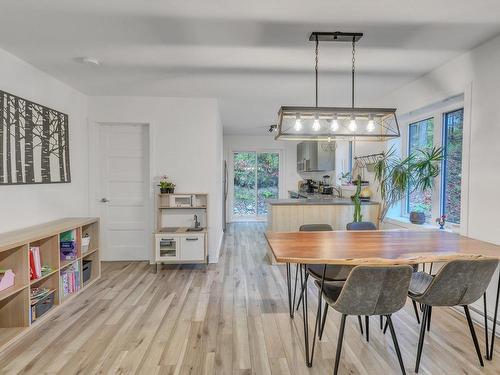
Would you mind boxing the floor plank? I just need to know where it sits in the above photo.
[0,222,499,374]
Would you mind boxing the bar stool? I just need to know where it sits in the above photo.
[408,258,499,373]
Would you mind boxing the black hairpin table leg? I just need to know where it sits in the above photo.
[300,264,311,366]
[488,271,500,360]
[286,263,293,318]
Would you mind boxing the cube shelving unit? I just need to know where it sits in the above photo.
[0,217,100,351]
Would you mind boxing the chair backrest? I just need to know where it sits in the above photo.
[346,221,377,230]
[416,258,499,306]
[333,265,413,316]
[299,224,333,231]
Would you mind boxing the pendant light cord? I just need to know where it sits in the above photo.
[352,37,356,108]
[315,35,319,107]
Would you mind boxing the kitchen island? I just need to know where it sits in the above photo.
[266,193,380,232]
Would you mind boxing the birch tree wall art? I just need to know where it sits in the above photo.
[0,90,71,185]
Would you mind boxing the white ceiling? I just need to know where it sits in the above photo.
[1,0,500,135]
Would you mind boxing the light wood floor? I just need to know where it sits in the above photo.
[1,222,500,374]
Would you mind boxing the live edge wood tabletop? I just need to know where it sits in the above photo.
[265,229,500,265]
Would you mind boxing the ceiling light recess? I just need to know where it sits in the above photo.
[275,31,400,141]
[77,56,100,66]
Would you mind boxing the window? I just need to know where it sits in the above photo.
[442,109,464,223]
[402,104,465,226]
[232,151,279,217]
[407,118,434,217]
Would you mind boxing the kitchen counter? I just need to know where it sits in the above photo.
[266,191,378,206]
[266,192,380,234]
[267,198,378,206]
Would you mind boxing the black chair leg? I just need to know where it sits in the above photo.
[383,317,389,334]
[412,300,421,324]
[296,270,309,311]
[483,293,490,360]
[333,314,347,375]
[426,306,432,332]
[365,316,370,342]
[357,315,364,335]
[386,315,407,375]
[319,303,329,340]
[380,315,383,330]
[415,305,429,373]
[464,305,484,367]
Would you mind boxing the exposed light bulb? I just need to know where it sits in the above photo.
[294,115,302,131]
[330,116,339,131]
[367,115,375,132]
[312,115,320,131]
[348,116,357,132]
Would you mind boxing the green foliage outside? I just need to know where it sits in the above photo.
[442,109,463,223]
[233,152,279,216]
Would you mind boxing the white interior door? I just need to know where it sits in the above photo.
[98,123,149,260]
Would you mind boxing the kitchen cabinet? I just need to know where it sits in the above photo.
[154,233,206,263]
[155,234,180,261]
[297,141,335,172]
[180,234,205,261]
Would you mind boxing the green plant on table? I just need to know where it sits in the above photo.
[351,175,363,222]
[373,146,443,223]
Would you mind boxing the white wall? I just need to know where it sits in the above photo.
[88,96,223,262]
[376,33,500,324]
[0,48,89,231]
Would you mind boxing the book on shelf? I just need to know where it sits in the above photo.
[29,247,42,280]
[60,229,78,261]
[60,264,80,297]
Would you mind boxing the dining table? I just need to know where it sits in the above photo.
[265,229,500,367]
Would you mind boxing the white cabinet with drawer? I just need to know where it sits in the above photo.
[154,233,206,264]
[155,235,180,261]
[180,234,205,261]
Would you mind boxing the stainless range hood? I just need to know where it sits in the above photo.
[297,141,335,172]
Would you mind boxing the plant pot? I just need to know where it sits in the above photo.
[167,187,174,194]
[160,187,168,194]
[410,211,426,225]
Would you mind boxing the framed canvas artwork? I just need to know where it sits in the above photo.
[0,90,71,185]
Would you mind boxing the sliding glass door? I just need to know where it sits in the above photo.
[232,151,279,219]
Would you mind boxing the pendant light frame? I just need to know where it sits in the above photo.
[275,31,400,141]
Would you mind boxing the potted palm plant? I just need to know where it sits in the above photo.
[373,146,443,224]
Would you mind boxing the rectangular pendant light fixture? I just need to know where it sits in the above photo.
[275,31,400,142]
[276,106,400,141]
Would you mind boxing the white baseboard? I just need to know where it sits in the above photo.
[209,231,224,263]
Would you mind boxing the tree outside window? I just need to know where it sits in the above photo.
[407,118,434,217]
[442,109,464,224]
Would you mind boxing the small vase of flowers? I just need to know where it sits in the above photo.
[436,215,446,230]
[159,176,175,194]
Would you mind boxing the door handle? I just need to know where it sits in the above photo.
[100,198,110,203]
[186,237,199,241]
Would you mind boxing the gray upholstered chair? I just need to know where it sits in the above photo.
[345,221,377,230]
[295,225,353,306]
[345,220,383,337]
[318,265,413,375]
[409,258,499,373]
[298,222,378,306]
[295,224,364,339]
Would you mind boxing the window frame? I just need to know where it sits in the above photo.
[400,100,465,228]
[228,147,284,222]
[440,108,465,225]
[406,116,435,216]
